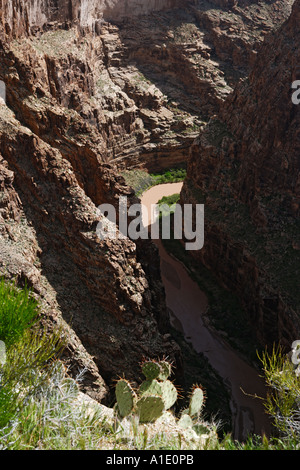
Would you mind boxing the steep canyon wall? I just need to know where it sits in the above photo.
[0,0,293,171]
[181,0,300,350]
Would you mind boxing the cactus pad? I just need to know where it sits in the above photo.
[161,380,177,410]
[189,386,204,417]
[158,360,172,381]
[136,395,165,423]
[139,379,163,397]
[115,379,136,418]
[114,361,208,428]
[178,413,194,429]
[141,360,161,380]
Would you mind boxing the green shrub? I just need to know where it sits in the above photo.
[0,278,64,430]
[0,361,109,450]
[122,168,186,197]
[150,168,186,185]
[258,344,300,440]
[157,193,180,207]
[0,278,39,347]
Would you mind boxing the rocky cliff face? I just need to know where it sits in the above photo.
[0,0,292,172]
[0,0,187,401]
[0,0,182,36]
[181,0,300,349]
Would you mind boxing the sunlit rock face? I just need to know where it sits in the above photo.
[0,0,183,36]
[101,0,181,22]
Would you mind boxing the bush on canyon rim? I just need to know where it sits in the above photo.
[0,279,64,430]
[259,344,300,440]
[0,278,39,348]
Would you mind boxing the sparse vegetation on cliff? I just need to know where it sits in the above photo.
[259,344,300,440]
[122,168,187,196]
[0,279,38,348]
[0,279,64,441]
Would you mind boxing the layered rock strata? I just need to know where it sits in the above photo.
[0,99,184,399]
[0,0,293,172]
[0,0,183,35]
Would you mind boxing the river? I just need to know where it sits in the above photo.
[140,182,271,441]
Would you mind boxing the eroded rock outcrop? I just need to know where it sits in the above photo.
[181,0,300,349]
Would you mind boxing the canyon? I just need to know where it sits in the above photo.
[0,0,298,438]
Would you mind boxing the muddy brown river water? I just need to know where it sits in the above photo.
[141,183,271,441]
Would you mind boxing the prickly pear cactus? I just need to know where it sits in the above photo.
[139,379,163,397]
[115,379,136,418]
[189,386,204,417]
[140,359,178,412]
[141,360,161,380]
[158,360,172,381]
[136,395,165,423]
[161,380,177,410]
[178,385,206,434]
[115,360,208,427]
[178,413,194,429]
